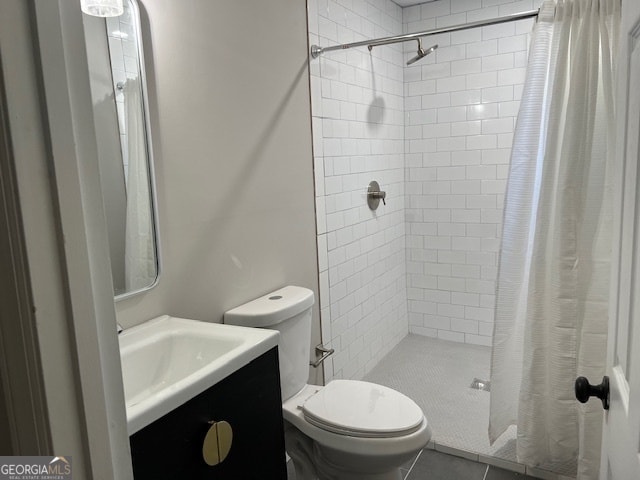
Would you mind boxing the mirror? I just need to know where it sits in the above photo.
[84,0,159,299]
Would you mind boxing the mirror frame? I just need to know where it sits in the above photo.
[113,0,161,301]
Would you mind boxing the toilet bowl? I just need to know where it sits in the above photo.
[224,286,431,480]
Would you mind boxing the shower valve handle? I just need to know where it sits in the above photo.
[370,191,386,205]
[367,181,386,210]
[575,376,609,410]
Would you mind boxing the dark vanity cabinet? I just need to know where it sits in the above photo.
[130,347,287,479]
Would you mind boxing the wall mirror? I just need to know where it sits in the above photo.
[84,0,160,299]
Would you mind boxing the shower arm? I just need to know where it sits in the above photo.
[310,8,539,59]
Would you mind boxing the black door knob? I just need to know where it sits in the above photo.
[575,376,609,410]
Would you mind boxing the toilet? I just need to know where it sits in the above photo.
[224,286,431,480]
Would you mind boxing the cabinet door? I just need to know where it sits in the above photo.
[130,348,287,479]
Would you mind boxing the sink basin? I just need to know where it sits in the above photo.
[119,315,278,434]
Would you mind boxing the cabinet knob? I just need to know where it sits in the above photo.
[203,420,233,466]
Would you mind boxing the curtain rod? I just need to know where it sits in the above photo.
[310,8,539,59]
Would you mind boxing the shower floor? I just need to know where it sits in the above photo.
[362,335,577,479]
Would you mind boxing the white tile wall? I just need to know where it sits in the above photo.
[403,0,541,346]
[308,0,540,367]
[309,0,408,381]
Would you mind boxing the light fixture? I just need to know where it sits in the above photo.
[81,0,123,17]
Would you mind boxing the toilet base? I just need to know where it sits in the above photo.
[285,423,406,480]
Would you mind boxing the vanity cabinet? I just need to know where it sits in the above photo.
[130,347,287,479]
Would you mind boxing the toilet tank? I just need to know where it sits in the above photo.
[224,286,315,401]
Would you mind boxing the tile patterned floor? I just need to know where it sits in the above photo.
[286,335,576,480]
[363,335,576,478]
[287,449,534,479]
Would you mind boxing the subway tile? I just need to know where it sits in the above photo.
[467,103,499,120]
[451,27,482,45]
[436,75,467,93]
[438,106,467,123]
[451,180,481,195]
[467,134,498,150]
[452,208,481,223]
[423,151,452,166]
[451,120,482,136]
[438,301,465,317]
[437,136,467,152]
[451,58,482,76]
[451,89,482,106]
[422,62,452,80]
[436,13,467,29]
[437,166,466,180]
[482,53,515,72]
[452,291,480,307]
[467,165,497,179]
[421,0,451,19]
[466,39,498,58]
[451,150,482,165]
[497,67,527,85]
[451,264,481,279]
[498,100,521,117]
[451,318,479,334]
[452,236,481,251]
[422,92,452,109]
[482,148,512,164]
[482,22,515,40]
[438,329,465,342]
[482,85,514,103]
[498,34,527,53]
[465,306,494,322]
[466,71,498,90]
[424,315,451,330]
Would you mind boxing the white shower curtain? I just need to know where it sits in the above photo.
[489,1,619,478]
[124,78,155,291]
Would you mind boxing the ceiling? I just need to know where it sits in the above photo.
[392,0,438,7]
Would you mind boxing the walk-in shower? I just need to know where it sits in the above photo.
[306,0,574,477]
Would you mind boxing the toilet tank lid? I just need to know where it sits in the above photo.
[224,286,315,328]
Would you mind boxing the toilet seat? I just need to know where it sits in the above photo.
[283,383,431,459]
[301,380,424,438]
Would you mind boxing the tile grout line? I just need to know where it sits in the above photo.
[404,449,423,480]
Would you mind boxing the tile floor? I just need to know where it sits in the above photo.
[286,335,577,480]
[286,449,533,479]
[363,335,576,479]
[402,449,533,480]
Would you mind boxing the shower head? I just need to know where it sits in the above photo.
[407,40,438,66]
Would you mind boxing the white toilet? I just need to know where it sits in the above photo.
[224,286,431,480]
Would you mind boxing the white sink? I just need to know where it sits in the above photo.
[119,315,278,434]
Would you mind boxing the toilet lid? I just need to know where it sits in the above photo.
[301,380,424,438]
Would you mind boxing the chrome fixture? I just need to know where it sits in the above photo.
[407,40,438,66]
[310,344,335,368]
[310,9,539,60]
[367,181,386,210]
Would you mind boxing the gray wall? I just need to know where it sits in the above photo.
[115,0,321,380]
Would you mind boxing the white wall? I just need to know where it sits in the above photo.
[404,0,541,345]
[115,0,322,381]
[308,0,408,381]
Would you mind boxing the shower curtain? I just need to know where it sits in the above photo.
[124,78,155,291]
[489,0,619,478]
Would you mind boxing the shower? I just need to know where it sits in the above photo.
[306,1,582,478]
[406,39,437,66]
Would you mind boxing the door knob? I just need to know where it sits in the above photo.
[575,376,609,410]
